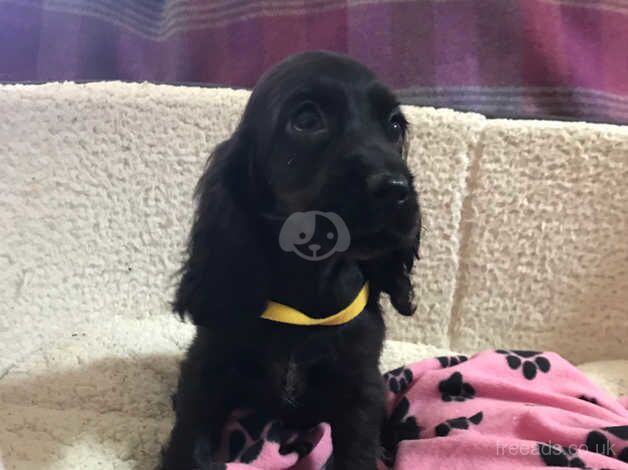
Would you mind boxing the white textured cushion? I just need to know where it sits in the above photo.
[0,83,477,372]
[0,314,452,470]
[449,119,628,363]
[2,83,627,365]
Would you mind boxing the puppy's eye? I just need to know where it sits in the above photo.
[291,103,325,133]
[387,112,406,143]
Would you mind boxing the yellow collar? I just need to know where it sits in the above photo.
[261,283,369,326]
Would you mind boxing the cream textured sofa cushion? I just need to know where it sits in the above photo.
[385,106,485,348]
[2,82,626,367]
[0,83,480,369]
[2,83,627,367]
[449,120,628,363]
[0,315,453,470]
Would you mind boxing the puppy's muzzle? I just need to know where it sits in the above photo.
[367,173,410,208]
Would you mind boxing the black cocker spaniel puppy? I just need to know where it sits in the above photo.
[160,51,421,470]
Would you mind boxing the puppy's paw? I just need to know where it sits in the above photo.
[194,436,221,470]
[383,366,413,394]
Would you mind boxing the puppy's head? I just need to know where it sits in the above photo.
[175,52,421,326]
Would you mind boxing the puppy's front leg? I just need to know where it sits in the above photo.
[159,348,232,470]
[159,383,231,470]
[329,377,385,470]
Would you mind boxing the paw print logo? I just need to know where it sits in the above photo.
[383,366,413,394]
[381,397,421,467]
[538,443,588,468]
[278,440,313,459]
[267,419,316,460]
[586,427,628,463]
[226,429,264,463]
[224,412,318,465]
[435,412,483,437]
[239,412,269,441]
[437,355,468,368]
[497,350,551,380]
[438,372,475,402]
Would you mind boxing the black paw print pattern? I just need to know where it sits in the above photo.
[435,412,483,437]
[497,350,551,380]
[437,355,468,368]
[381,397,421,467]
[224,411,324,466]
[538,443,588,468]
[383,366,413,394]
[239,412,269,441]
[223,412,271,463]
[268,420,317,460]
[226,412,317,464]
[438,372,475,402]
[227,429,263,463]
[579,395,599,405]
[586,426,628,463]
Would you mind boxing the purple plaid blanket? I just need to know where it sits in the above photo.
[2,0,627,124]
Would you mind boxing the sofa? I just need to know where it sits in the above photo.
[0,83,626,469]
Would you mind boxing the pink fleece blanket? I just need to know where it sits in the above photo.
[214,350,628,469]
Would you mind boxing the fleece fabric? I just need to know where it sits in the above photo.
[182,351,628,470]
[449,119,628,363]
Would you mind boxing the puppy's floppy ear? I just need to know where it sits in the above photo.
[367,121,420,316]
[362,228,421,316]
[173,131,269,328]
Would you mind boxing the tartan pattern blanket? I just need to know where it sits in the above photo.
[1,1,627,122]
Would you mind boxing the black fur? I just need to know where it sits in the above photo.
[159,51,421,470]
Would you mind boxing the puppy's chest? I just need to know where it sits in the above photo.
[272,353,332,409]
[279,358,301,407]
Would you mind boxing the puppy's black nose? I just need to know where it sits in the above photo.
[369,174,409,205]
